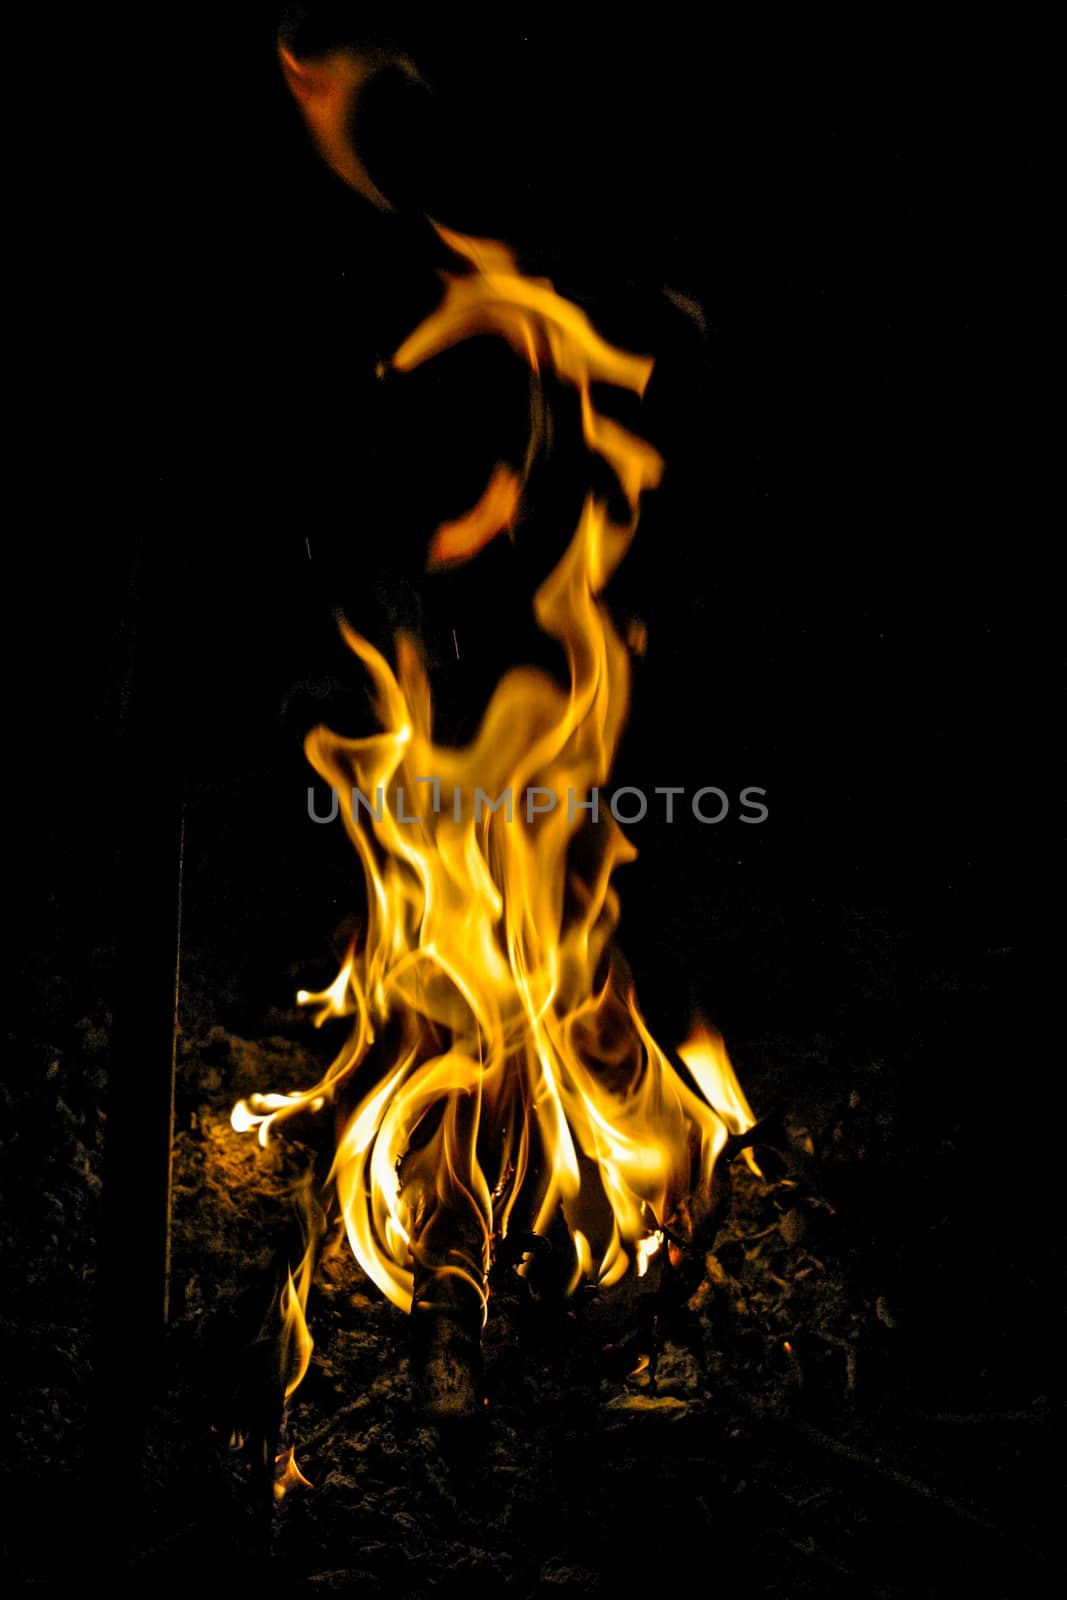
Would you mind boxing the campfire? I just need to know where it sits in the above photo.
[10,16,1046,1594]
[231,35,761,1461]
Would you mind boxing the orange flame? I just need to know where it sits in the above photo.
[428,463,522,570]
[233,225,756,1322]
[278,43,423,212]
[273,1445,313,1502]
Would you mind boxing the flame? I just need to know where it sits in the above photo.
[233,223,757,1330]
[677,1021,761,1176]
[232,38,759,1400]
[279,1260,314,1402]
[278,44,423,212]
[428,463,522,570]
[635,1232,663,1279]
[273,1445,313,1502]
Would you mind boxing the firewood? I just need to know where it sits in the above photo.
[407,1189,487,1422]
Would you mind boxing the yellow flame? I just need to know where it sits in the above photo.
[568,1229,594,1296]
[635,1232,663,1280]
[677,1021,761,1176]
[297,953,356,1025]
[279,1203,319,1402]
[235,227,756,1326]
[280,1266,313,1401]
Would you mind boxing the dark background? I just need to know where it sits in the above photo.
[5,5,1053,1588]
[24,16,1039,1143]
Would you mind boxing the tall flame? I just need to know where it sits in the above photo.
[233,222,756,1325]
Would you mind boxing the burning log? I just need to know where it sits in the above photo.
[395,1087,489,1420]
[407,1189,487,1421]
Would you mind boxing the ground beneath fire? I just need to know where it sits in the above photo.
[6,870,1051,1596]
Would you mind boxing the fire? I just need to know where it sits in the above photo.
[274,1446,314,1503]
[232,35,757,1403]
[277,42,423,212]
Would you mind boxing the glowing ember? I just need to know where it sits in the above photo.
[232,36,757,1416]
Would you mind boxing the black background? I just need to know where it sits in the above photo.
[22,12,1038,1091]
[6,4,1054,1584]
